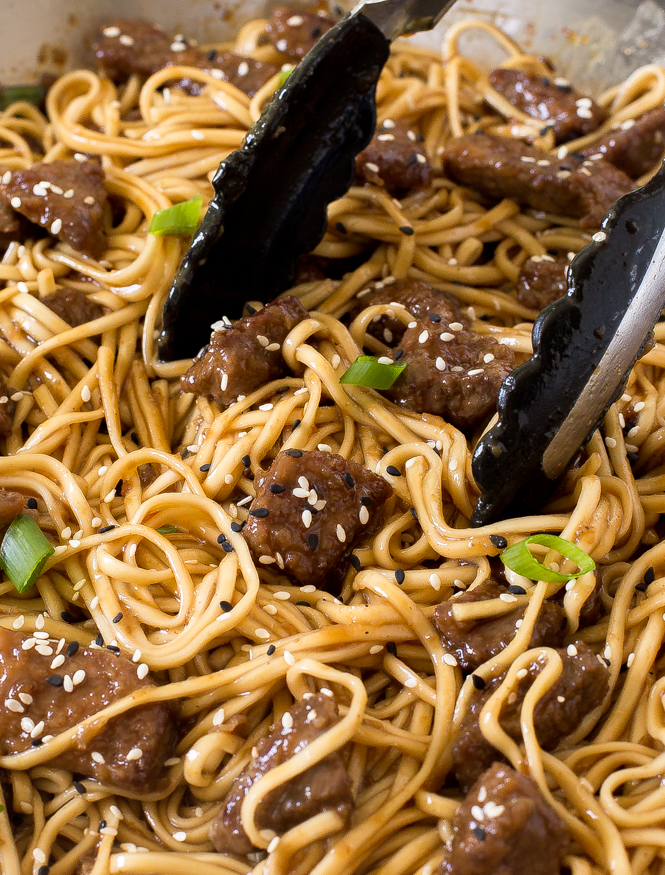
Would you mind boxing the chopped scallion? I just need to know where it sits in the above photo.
[501,534,595,584]
[156,525,178,535]
[0,514,54,594]
[148,196,202,236]
[0,84,47,112]
[278,66,294,87]
[340,356,406,390]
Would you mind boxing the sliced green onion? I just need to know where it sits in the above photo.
[148,196,202,236]
[340,356,406,390]
[156,525,178,535]
[501,534,595,584]
[278,65,294,87]
[0,514,54,594]
[0,84,47,111]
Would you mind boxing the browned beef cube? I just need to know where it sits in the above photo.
[452,642,609,791]
[243,449,392,590]
[266,7,335,61]
[181,296,308,406]
[0,378,16,438]
[352,279,461,347]
[0,627,176,793]
[0,490,24,526]
[43,287,104,327]
[444,133,633,229]
[210,692,352,855]
[0,161,107,258]
[441,763,569,875]
[583,108,665,178]
[0,191,19,236]
[384,317,517,432]
[179,51,278,98]
[516,257,568,311]
[489,68,607,145]
[356,121,431,191]
[434,580,566,672]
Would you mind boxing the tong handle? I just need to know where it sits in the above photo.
[159,13,390,361]
[471,162,665,526]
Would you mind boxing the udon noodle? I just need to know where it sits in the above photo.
[0,9,665,875]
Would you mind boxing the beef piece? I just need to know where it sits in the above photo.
[384,314,517,432]
[434,580,566,672]
[244,449,392,590]
[356,121,431,191]
[0,490,24,527]
[0,627,176,793]
[0,378,15,438]
[0,190,19,236]
[489,68,607,145]
[352,278,461,347]
[551,570,603,628]
[120,463,158,496]
[95,20,276,97]
[43,287,104,327]
[441,763,569,875]
[582,108,665,179]
[0,161,107,258]
[181,296,308,406]
[210,692,352,855]
[444,133,633,229]
[515,258,568,311]
[452,642,609,791]
[266,7,335,61]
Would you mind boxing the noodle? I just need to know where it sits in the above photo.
[0,9,664,875]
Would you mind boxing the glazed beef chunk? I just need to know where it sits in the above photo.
[353,278,462,347]
[43,287,104,327]
[0,378,15,438]
[489,68,607,144]
[356,121,432,191]
[0,490,24,526]
[582,108,665,179]
[0,192,19,236]
[0,627,176,792]
[210,692,352,855]
[95,20,277,97]
[384,302,517,432]
[452,641,609,791]
[441,763,569,875]
[516,257,568,311]
[444,133,633,228]
[0,161,107,258]
[434,580,566,672]
[181,297,308,406]
[266,7,335,61]
[243,449,392,590]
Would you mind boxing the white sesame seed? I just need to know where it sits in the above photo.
[471,805,485,821]
[499,593,517,603]
[567,644,578,657]
[276,39,288,52]
[191,130,205,141]
[440,332,454,342]
[73,669,86,686]
[259,555,276,564]
[287,14,304,25]
[404,676,417,688]
[64,675,74,692]
[50,654,65,669]
[33,630,49,639]
[104,490,117,504]
[237,61,249,77]
[620,118,636,130]
[359,506,369,525]
[429,573,441,591]
[12,615,25,630]
[83,195,95,205]
[369,644,383,654]
[634,401,646,413]
[282,711,294,729]
[18,692,33,705]
[81,385,92,403]
[577,107,593,119]
[418,329,429,344]
[443,653,458,666]
[284,650,296,666]
[416,153,427,164]
[90,596,99,610]
[173,831,187,842]
[5,699,24,713]
[20,717,35,733]
[520,156,536,164]
[30,721,44,738]
[605,437,617,448]
[35,645,53,657]
[449,322,463,331]
[50,218,63,235]
[10,196,21,208]
[33,849,46,864]
[627,652,635,667]
[467,368,484,377]
[336,524,346,543]
[302,509,312,528]
[119,34,135,46]
[364,162,380,173]
[592,231,606,243]
[255,628,270,640]
[22,638,36,650]
[274,591,291,600]
[137,663,149,680]
[536,159,550,166]
[483,353,495,364]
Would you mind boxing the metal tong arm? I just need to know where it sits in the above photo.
[471,161,665,526]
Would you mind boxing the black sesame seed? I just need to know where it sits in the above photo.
[399,225,414,236]
[603,657,611,667]
[489,535,508,549]
[308,533,319,551]
[428,313,441,323]
[250,508,270,519]
[46,675,63,686]
[620,662,628,674]
[241,455,251,468]
[285,449,303,457]
[37,864,49,875]
[267,644,276,656]
[98,525,116,534]
[394,348,404,361]
[636,581,648,593]
[32,739,43,747]
[557,83,573,93]
[217,533,227,544]
[292,419,301,431]
[386,642,397,656]
[335,221,347,234]
[95,634,104,647]
[60,611,76,623]
[297,600,310,606]
[644,567,655,586]
[472,826,486,841]
[181,449,190,460]
[73,780,86,794]
[106,645,120,653]
[361,496,373,506]
[349,554,361,571]
[222,542,235,553]
[112,612,123,624]
[199,464,211,472]
[269,484,286,494]
[627,451,639,465]
[472,674,486,690]
[406,153,418,166]
[410,507,418,521]
[66,641,79,657]
[395,568,405,585]
[99,821,106,830]
[230,521,246,533]
[207,48,217,61]
[245,304,257,315]
[27,497,38,509]
[343,472,355,488]
[311,26,322,37]
[508,585,526,595]
[220,600,233,612]
[386,465,401,476]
